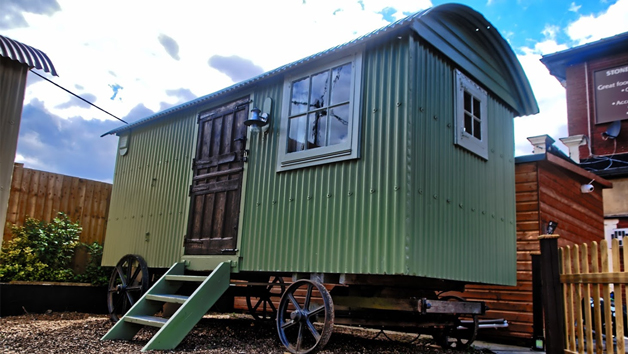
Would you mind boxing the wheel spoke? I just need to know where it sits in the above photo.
[125,285,143,292]
[268,299,277,312]
[308,304,326,318]
[288,293,302,311]
[281,319,297,329]
[115,266,127,287]
[303,283,313,310]
[125,290,135,306]
[121,293,129,313]
[306,319,321,341]
[128,265,142,284]
[113,294,124,313]
[253,297,264,311]
[296,323,304,351]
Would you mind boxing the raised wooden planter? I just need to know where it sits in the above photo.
[0,281,107,316]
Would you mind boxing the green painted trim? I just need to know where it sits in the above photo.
[142,262,231,351]
[182,255,240,272]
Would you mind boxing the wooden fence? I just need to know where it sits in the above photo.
[3,163,112,246]
[561,239,627,353]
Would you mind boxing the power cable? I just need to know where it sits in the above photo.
[29,70,128,124]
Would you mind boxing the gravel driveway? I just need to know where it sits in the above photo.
[0,312,494,353]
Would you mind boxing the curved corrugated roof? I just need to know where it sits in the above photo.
[0,34,58,76]
[103,3,537,136]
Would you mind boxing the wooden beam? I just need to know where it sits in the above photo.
[545,153,612,188]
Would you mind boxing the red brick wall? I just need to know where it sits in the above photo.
[566,51,628,158]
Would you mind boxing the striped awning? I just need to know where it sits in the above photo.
[0,34,57,76]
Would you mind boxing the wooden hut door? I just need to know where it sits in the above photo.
[185,97,249,255]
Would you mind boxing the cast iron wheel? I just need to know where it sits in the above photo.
[107,254,149,322]
[276,279,334,354]
[246,276,286,321]
[433,295,479,350]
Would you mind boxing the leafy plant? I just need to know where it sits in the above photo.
[0,213,114,285]
[0,213,81,282]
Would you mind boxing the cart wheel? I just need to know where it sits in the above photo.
[107,254,150,322]
[276,279,334,354]
[433,295,479,350]
[246,276,286,321]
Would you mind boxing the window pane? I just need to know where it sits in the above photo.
[464,91,472,113]
[473,118,481,140]
[473,97,481,117]
[330,63,352,105]
[310,71,329,110]
[290,78,309,116]
[464,113,473,134]
[329,104,349,146]
[288,115,307,152]
[308,111,327,149]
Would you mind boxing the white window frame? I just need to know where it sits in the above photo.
[454,69,488,160]
[277,52,362,171]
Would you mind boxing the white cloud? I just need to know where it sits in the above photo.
[513,40,570,156]
[541,24,560,41]
[14,153,44,170]
[567,0,628,45]
[569,2,581,12]
[6,0,432,126]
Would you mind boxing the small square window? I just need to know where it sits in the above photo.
[277,53,362,171]
[454,69,488,160]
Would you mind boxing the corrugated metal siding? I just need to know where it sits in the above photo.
[102,111,197,267]
[240,39,411,275]
[0,35,57,76]
[239,35,517,285]
[408,39,516,285]
[0,57,28,249]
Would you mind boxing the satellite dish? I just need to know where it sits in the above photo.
[602,120,622,139]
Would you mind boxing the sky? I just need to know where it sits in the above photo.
[2,0,628,183]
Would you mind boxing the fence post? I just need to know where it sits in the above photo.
[538,234,565,354]
[531,253,545,350]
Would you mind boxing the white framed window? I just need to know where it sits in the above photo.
[454,69,488,160]
[277,53,362,171]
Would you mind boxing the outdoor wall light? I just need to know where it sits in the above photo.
[245,97,273,135]
[245,107,270,130]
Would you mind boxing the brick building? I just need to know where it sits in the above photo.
[542,32,628,245]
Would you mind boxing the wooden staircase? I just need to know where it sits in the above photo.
[101,261,231,351]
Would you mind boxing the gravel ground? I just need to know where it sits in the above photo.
[0,312,494,353]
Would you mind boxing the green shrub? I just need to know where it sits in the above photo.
[73,242,111,286]
[0,213,110,285]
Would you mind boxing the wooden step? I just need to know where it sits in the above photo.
[165,275,207,282]
[146,294,189,304]
[125,315,168,328]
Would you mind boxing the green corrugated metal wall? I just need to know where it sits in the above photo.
[240,35,516,285]
[408,40,516,285]
[102,110,198,268]
[103,31,517,285]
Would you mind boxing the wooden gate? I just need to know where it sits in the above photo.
[185,97,249,255]
[561,239,628,353]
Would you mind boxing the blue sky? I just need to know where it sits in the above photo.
[2,0,628,182]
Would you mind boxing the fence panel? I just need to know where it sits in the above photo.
[3,163,112,246]
[561,239,628,353]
